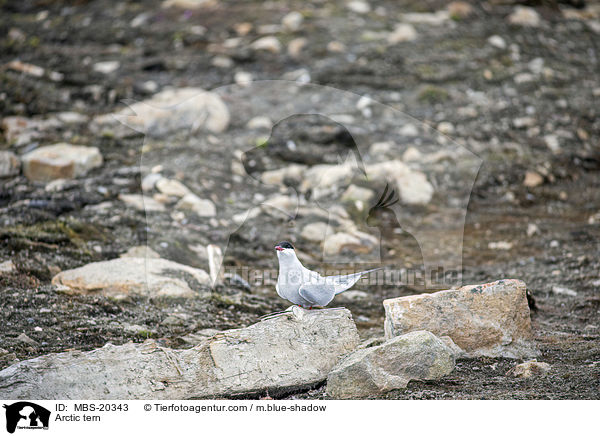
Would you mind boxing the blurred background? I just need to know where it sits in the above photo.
[0,0,599,398]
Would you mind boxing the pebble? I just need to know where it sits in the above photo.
[93,61,120,74]
[17,333,38,346]
[508,6,541,27]
[510,360,550,378]
[155,178,191,197]
[288,37,307,58]
[234,71,253,87]
[251,36,282,53]
[387,24,417,44]
[447,1,473,19]
[282,11,303,31]
[21,143,103,182]
[552,286,577,297]
[347,1,371,14]
[523,171,543,188]
[437,121,455,135]
[176,193,217,217]
[118,194,166,212]
[0,260,16,273]
[487,35,507,50]
[0,151,21,178]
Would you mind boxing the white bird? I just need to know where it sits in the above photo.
[275,241,381,308]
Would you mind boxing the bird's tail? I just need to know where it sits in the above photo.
[332,267,384,295]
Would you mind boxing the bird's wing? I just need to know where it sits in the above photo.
[327,267,383,295]
[298,283,336,307]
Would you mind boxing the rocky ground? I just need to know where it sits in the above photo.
[1,0,599,399]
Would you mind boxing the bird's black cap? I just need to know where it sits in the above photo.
[276,241,294,249]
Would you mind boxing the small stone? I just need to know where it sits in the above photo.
[347,1,371,14]
[383,279,536,358]
[247,116,273,130]
[370,141,394,155]
[341,185,374,203]
[156,178,190,197]
[437,121,455,135]
[0,151,21,177]
[118,194,166,212]
[282,11,303,31]
[544,134,560,153]
[387,24,417,44]
[141,173,163,192]
[93,61,120,74]
[488,35,507,50]
[326,331,456,399]
[301,222,329,243]
[402,147,423,162]
[488,241,513,250]
[17,333,37,346]
[250,36,282,53]
[323,232,374,256]
[176,193,217,217]
[234,71,253,87]
[400,124,419,137]
[551,286,577,297]
[447,1,473,20]
[402,11,449,25]
[234,22,253,36]
[21,143,103,182]
[508,6,541,27]
[513,117,536,128]
[211,56,233,68]
[287,37,307,58]
[207,244,224,286]
[0,260,16,274]
[327,41,346,52]
[261,164,306,185]
[509,360,550,378]
[161,0,216,9]
[523,171,543,188]
[526,223,539,237]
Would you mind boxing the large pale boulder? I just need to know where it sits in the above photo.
[0,307,360,399]
[326,330,456,399]
[51,257,210,298]
[383,279,536,358]
[92,87,229,138]
[21,143,103,182]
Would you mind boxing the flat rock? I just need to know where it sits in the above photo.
[0,151,21,177]
[383,279,537,358]
[92,87,229,138]
[326,330,456,399]
[0,307,360,399]
[509,360,551,378]
[51,257,210,298]
[176,193,216,217]
[118,194,166,212]
[21,143,103,182]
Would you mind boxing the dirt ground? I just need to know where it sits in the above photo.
[1,0,599,399]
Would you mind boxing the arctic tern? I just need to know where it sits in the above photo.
[275,241,381,308]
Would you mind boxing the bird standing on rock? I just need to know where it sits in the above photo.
[275,241,381,308]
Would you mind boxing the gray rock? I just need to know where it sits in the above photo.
[16,333,38,346]
[118,194,166,212]
[508,360,551,378]
[326,331,456,399]
[21,143,103,182]
[176,193,216,217]
[92,87,229,138]
[0,151,20,177]
[51,257,210,298]
[384,279,537,358]
[0,307,360,399]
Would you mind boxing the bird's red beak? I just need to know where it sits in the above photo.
[275,246,284,251]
